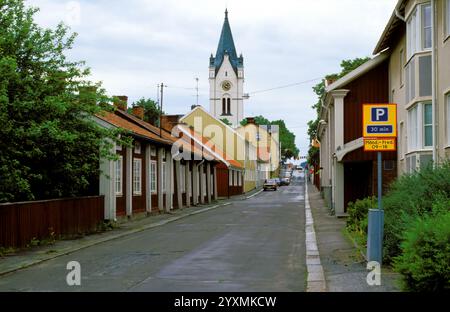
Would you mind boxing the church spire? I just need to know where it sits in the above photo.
[211,9,243,74]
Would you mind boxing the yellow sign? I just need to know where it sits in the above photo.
[364,138,396,152]
[363,104,397,138]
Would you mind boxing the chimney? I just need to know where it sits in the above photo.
[246,117,256,125]
[132,106,145,120]
[161,115,183,132]
[325,76,337,87]
[113,96,128,111]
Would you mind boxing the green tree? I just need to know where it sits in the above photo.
[129,97,163,125]
[240,116,299,160]
[0,0,127,202]
[220,118,232,126]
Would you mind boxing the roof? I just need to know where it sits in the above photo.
[373,0,407,54]
[180,105,246,141]
[210,10,243,74]
[177,125,244,169]
[325,52,389,93]
[95,111,172,145]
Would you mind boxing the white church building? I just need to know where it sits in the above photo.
[209,9,245,127]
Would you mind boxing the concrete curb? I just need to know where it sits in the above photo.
[305,182,327,292]
[0,202,234,277]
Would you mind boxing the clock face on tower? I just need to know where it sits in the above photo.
[221,81,232,91]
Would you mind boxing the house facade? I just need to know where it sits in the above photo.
[317,54,398,216]
[95,98,220,221]
[374,0,450,175]
[180,105,259,195]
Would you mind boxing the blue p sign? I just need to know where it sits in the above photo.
[371,108,388,122]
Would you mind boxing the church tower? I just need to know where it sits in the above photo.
[209,9,244,127]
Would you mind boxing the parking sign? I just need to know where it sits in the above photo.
[363,104,397,138]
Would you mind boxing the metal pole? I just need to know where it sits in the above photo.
[377,152,382,210]
[160,83,164,137]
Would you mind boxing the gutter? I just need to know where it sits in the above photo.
[432,0,438,165]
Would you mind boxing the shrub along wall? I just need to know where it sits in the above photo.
[346,162,450,292]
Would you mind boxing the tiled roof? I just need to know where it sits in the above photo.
[96,111,172,145]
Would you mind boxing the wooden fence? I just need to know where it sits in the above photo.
[0,196,104,248]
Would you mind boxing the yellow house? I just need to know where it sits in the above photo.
[180,106,259,193]
[236,117,280,184]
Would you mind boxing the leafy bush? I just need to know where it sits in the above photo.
[383,163,450,263]
[393,208,450,292]
[346,197,376,246]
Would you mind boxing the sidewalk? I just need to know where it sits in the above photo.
[307,182,401,292]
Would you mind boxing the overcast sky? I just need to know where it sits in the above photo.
[28,0,397,156]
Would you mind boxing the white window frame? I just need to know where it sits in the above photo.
[115,156,123,196]
[229,170,233,186]
[134,142,141,154]
[421,4,432,50]
[407,102,434,152]
[151,161,157,194]
[423,102,433,148]
[408,105,419,152]
[133,158,142,195]
[406,3,432,59]
[150,146,156,157]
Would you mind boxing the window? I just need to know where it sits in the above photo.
[151,161,157,194]
[422,4,432,49]
[162,162,166,193]
[447,93,450,145]
[400,49,405,87]
[133,159,142,195]
[151,147,156,157]
[408,102,433,151]
[229,170,233,186]
[406,60,416,103]
[406,3,432,58]
[134,142,141,154]
[423,103,433,147]
[384,160,395,171]
[115,156,123,195]
[222,98,226,115]
[408,105,419,151]
[227,98,231,115]
[446,0,450,37]
[225,71,228,77]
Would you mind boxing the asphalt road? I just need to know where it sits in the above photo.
[0,176,306,292]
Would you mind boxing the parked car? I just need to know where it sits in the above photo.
[274,178,281,186]
[280,177,290,186]
[263,179,278,191]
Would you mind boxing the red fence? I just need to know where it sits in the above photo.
[0,196,104,248]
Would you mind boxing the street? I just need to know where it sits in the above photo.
[0,176,306,292]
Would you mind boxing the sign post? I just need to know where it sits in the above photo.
[363,104,397,265]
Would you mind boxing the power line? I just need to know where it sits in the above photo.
[248,77,323,95]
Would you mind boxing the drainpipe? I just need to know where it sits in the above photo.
[431,0,437,166]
